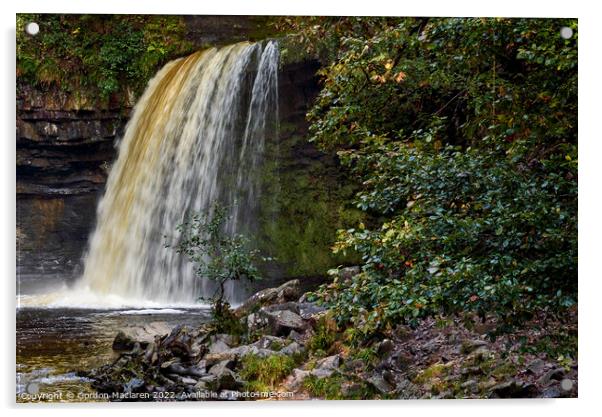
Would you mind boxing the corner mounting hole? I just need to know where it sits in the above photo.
[25,22,39,36]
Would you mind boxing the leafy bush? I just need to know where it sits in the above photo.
[17,14,193,104]
[300,18,577,331]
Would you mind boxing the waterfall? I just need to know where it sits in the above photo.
[77,41,279,305]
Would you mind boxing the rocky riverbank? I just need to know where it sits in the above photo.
[86,274,578,401]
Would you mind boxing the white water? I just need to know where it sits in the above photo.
[20,41,279,309]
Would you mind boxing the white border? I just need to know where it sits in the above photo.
[2,1,599,416]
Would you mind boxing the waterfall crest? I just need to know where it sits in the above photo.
[78,41,279,304]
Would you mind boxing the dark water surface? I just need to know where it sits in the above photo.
[16,307,210,402]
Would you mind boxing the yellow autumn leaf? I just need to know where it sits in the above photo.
[395,71,407,83]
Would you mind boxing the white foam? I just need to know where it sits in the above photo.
[96,308,188,316]
[17,285,208,310]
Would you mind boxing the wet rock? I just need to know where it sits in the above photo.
[377,339,395,356]
[181,376,198,385]
[164,363,190,376]
[539,368,565,385]
[234,279,301,317]
[490,379,538,398]
[123,378,145,393]
[112,331,136,351]
[542,386,562,398]
[183,365,207,378]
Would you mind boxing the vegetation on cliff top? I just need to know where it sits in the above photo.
[17,14,194,106]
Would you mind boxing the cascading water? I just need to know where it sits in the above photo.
[74,41,279,305]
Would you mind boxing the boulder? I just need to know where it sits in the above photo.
[209,360,237,375]
[181,376,198,385]
[315,354,341,372]
[252,335,287,350]
[539,368,565,385]
[194,374,219,391]
[527,358,545,374]
[122,322,172,345]
[377,339,395,356]
[490,379,538,398]
[234,279,301,317]
[208,364,242,391]
[246,312,270,333]
[284,368,311,390]
[367,373,394,394]
[112,331,136,351]
[288,330,305,344]
[264,309,307,336]
[281,341,304,356]
[209,339,231,355]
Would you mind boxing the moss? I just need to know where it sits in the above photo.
[256,132,364,279]
[303,375,376,400]
[490,362,517,378]
[239,353,297,390]
[414,363,450,384]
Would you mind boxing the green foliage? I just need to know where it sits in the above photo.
[306,314,338,355]
[239,353,297,391]
[299,18,577,332]
[302,374,376,400]
[171,203,263,329]
[302,375,345,399]
[16,14,193,104]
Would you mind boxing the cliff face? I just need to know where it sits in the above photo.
[16,83,131,279]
